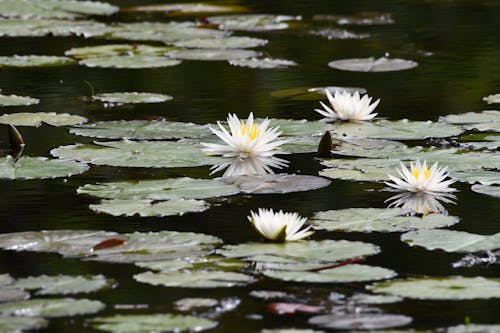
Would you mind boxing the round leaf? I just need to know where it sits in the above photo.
[328,57,417,72]
[309,314,411,330]
[89,198,209,217]
[134,270,256,288]
[0,112,87,127]
[93,92,173,105]
[401,230,500,253]
[0,156,89,180]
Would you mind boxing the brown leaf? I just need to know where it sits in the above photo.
[92,238,126,251]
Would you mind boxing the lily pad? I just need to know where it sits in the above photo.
[328,57,417,72]
[134,270,256,288]
[89,198,209,217]
[0,94,39,106]
[271,86,367,101]
[65,44,175,59]
[0,316,47,332]
[69,120,208,140]
[261,330,325,333]
[0,274,13,286]
[125,3,246,15]
[78,177,239,200]
[91,314,217,333]
[401,230,500,253]
[0,18,110,38]
[0,0,118,19]
[311,28,370,40]
[451,170,500,185]
[229,57,297,69]
[309,314,411,330]
[166,48,259,61]
[0,287,29,302]
[79,55,182,69]
[350,293,403,304]
[0,112,87,127]
[92,92,173,105]
[313,12,394,25]
[174,298,218,311]
[319,165,390,182]
[0,55,74,67]
[173,36,267,49]
[439,110,500,124]
[447,324,500,333]
[0,156,89,180]
[50,140,225,168]
[12,275,112,295]
[0,298,105,317]
[368,276,500,300]
[483,94,500,104]
[219,174,331,194]
[471,184,500,197]
[263,264,396,283]
[311,208,459,233]
[207,14,301,31]
[260,118,334,137]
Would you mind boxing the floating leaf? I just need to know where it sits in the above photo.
[309,314,411,330]
[173,36,267,49]
[271,86,367,100]
[92,238,126,251]
[65,44,175,59]
[350,293,403,304]
[0,55,74,67]
[263,264,396,283]
[401,230,500,253]
[0,298,105,317]
[79,55,182,69]
[0,156,89,180]
[471,184,500,197]
[0,287,29,302]
[0,18,110,38]
[483,94,500,104]
[92,92,173,105]
[51,141,225,168]
[447,324,500,333]
[0,316,47,332]
[229,57,297,69]
[328,57,417,72]
[0,112,87,127]
[439,110,500,124]
[368,276,500,300]
[451,170,500,185]
[91,314,217,333]
[78,177,239,200]
[89,198,209,217]
[69,120,208,140]
[174,298,218,311]
[166,48,259,61]
[0,0,118,19]
[319,165,390,182]
[125,3,246,15]
[313,12,394,25]
[266,303,323,314]
[219,173,331,194]
[311,28,369,40]
[0,94,39,106]
[135,270,256,288]
[12,275,112,295]
[311,208,459,233]
[207,14,301,31]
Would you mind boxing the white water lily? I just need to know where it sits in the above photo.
[386,191,456,215]
[210,155,288,177]
[385,160,456,194]
[315,90,380,121]
[248,208,314,242]
[201,113,288,159]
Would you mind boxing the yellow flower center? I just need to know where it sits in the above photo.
[411,166,432,180]
[240,122,260,141]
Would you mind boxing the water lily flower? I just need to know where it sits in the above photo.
[202,112,288,159]
[386,191,456,215]
[210,155,288,177]
[385,160,456,195]
[315,90,380,121]
[248,208,314,242]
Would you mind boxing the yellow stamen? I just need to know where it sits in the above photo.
[240,122,260,141]
[411,167,432,179]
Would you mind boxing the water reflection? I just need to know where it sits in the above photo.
[385,191,456,215]
[210,155,289,177]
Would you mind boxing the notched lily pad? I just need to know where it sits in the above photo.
[0,156,89,180]
[471,184,500,197]
[80,55,182,69]
[229,57,297,69]
[207,14,301,31]
[328,57,417,72]
[89,198,209,217]
[166,48,259,61]
[311,208,459,233]
[401,230,500,253]
[368,276,500,300]
[173,36,267,49]
[0,94,39,106]
[309,314,411,330]
[0,298,105,317]
[219,174,331,194]
[12,274,112,295]
[0,55,74,67]
[134,270,256,288]
[451,170,500,185]
[0,112,87,127]
[90,314,217,333]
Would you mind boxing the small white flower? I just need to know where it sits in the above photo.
[386,191,456,215]
[210,155,289,177]
[248,208,314,242]
[315,90,380,121]
[201,113,288,159]
[385,160,456,195]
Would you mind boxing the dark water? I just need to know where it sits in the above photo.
[0,0,499,332]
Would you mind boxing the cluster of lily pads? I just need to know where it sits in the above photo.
[0,1,499,333]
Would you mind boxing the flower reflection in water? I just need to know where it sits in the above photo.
[385,191,456,215]
[210,155,289,177]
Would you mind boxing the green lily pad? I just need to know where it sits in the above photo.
[135,270,256,288]
[50,140,225,168]
[89,198,209,217]
[65,44,175,59]
[0,94,39,106]
[368,276,500,300]
[0,287,29,302]
[311,28,370,40]
[310,314,410,330]
[0,18,110,38]
[0,55,74,67]
[79,55,182,69]
[125,3,246,15]
[12,275,112,295]
[173,36,267,49]
[219,174,330,194]
[0,156,89,180]
[0,0,118,19]
[207,14,301,31]
[263,264,396,283]
[260,118,335,137]
[228,57,297,69]
[78,177,239,200]
[0,112,87,127]
[93,92,173,105]
[166,48,259,61]
[350,293,403,304]
[0,274,13,286]
[483,94,500,104]
[0,316,47,332]
[471,184,500,197]
[174,298,218,311]
[401,230,500,253]
[451,170,500,185]
[271,86,367,101]
[311,208,459,233]
[0,298,105,317]
[447,324,500,333]
[319,165,390,182]
[328,57,417,72]
[91,314,217,333]
[439,110,500,124]
[69,120,208,140]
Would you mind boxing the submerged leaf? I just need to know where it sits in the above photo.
[328,57,417,72]
[0,112,87,127]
